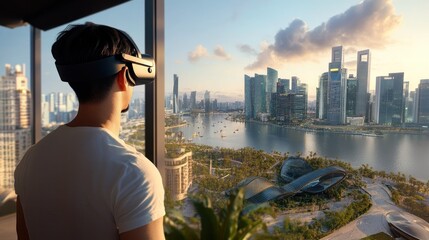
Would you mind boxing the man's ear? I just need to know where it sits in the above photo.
[116,67,128,91]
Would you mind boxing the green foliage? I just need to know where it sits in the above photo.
[164,189,263,240]
[322,193,371,231]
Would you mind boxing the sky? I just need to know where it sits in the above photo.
[0,0,428,101]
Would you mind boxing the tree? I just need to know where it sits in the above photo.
[164,189,263,240]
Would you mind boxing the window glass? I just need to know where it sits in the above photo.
[0,0,147,235]
[0,26,31,196]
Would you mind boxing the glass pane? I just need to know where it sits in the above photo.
[0,0,148,238]
[41,0,146,153]
[164,0,429,239]
[0,26,31,195]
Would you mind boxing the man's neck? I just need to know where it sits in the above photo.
[67,102,122,136]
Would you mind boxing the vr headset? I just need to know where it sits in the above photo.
[55,28,155,86]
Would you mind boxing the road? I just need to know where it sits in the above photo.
[321,181,399,239]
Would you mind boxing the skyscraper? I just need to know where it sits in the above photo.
[190,91,197,110]
[254,74,267,117]
[317,72,329,119]
[173,74,179,113]
[244,74,266,120]
[356,50,371,119]
[204,90,210,113]
[266,67,278,116]
[346,75,358,117]
[0,64,31,189]
[375,73,404,125]
[278,78,290,93]
[244,75,253,119]
[182,92,189,111]
[291,76,300,92]
[417,79,429,124]
[327,46,347,124]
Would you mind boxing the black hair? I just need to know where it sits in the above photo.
[51,22,136,103]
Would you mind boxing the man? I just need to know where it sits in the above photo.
[14,23,165,240]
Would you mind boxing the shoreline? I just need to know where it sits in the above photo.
[243,119,429,136]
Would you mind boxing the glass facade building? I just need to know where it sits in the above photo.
[375,73,404,125]
[356,50,371,119]
[327,46,347,125]
[417,79,429,124]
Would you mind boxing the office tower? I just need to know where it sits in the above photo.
[266,67,278,116]
[275,92,306,123]
[278,78,290,93]
[417,79,429,124]
[0,64,32,189]
[356,50,371,119]
[65,93,75,112]
[212,99,218,111]
[327,46,347,124]
[375,72,404,125]
[204,90,210,113]
[275,93,292,122]
[413,88,419,123]
[317,72,329,119]
[245,75,253,119]
[190,91,197,110]
[165,149,192,201]
[291,76,300,92]
[296,83,308,119]
[254,74,267,117]
[403,81,410,122]
[173,74,179,113]
[346,75,358,117]
[244,74,266,120]
[182,93,188,111]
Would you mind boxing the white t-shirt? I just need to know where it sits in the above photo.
[15,125,165,240]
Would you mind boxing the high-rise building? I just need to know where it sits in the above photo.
[278,78,290,93]
[317,72,329,119]
[173,74,179,113]
[165,148,192,201]
[403,81,410,122]
[356,50,370,119]
[413,88,419,123]
[266,67,278,116]
[327,46,347,124]
[204,90,210,113]
[0,64,31,189]
[296,83,308,119]
[190,91,197,110]
[417,79,429,124]
[254,74,267,118]
[375,73,404,125]
[244,75,253,119]
[291,76,300,92]
[346,75,358,117]
[244,74,266,120]
[182,93,189,111]
[275,92,306,123]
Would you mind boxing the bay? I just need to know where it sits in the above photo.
[172,113,429,181]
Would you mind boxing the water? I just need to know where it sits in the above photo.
[172,113,429,181]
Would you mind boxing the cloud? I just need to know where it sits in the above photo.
[246,0,401,70]
[188,44,208,62]
[238,44,257,55]
[188,44,232,62]
[213,45,232,60]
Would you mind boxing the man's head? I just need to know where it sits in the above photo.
[51,22,137,103]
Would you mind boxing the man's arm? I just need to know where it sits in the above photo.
[119,217,164,240]
[16,196,30,240]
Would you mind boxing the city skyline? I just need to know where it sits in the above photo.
[0,0,429,102]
